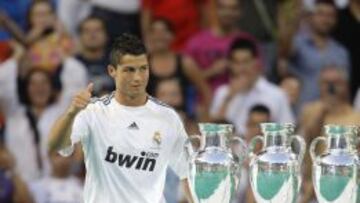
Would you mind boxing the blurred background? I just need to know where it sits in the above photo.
[0,0,359,202]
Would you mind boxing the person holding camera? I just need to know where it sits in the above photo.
[298,65,360,203]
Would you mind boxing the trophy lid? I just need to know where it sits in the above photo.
[198,123,219,136]
[260,123,284,133]
[324,124,346,137]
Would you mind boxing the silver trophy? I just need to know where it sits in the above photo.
[310,124,360,203]
[185,123,247,203]
[248,123,306,203]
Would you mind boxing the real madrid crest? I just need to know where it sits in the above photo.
[153,131,162,146]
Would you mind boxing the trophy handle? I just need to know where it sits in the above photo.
[309,137,327,161]
[184,135,202,160]
[248,135,264,159]
[289,135,307,164]
[230,136,248,164]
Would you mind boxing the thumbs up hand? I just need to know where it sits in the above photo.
[67,83,94,115]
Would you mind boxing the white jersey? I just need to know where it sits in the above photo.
[67,93,188,203]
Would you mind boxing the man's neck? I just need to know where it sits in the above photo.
[311,31,329,49]
[115,91,147,107]
[81,48,105,61]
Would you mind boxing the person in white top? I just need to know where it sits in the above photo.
[48,34,193,203]
[0,44,87,182]
[210,38,295,135]
[30,151,83,203]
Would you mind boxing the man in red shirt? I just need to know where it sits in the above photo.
[141,0,213,51]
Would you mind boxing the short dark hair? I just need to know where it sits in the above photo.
[77,15,106,34]
[249,104,271,116]
[109,33,146,67]
[228,38,259,59]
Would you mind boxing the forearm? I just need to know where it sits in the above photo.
[203,67,219,79]
[48,110,77,154]
[141,9,151,42]
[1,17,27,45]
[182,179,194,203]
[11,172,34,203]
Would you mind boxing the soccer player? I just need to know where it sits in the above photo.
[48,34,193,203]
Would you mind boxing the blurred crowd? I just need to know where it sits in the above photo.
[0,0,359,203]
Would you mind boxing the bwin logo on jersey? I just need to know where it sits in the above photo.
[104,147,158,172]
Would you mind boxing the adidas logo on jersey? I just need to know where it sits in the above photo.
[104,147,158,172]
[128,122,139,130]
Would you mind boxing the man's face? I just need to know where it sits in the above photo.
[229,49,259,90]
[217,0,241,28]
[310,3,337,35]
[246,112,270,141]
[108,54,149,98]
[148,21,173,52]
[155,79,183,108]
[80,19,107,51]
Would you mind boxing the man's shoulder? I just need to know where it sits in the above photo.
[147,96,180,121]
[90,93,114,106]
[81,93,115,115]
[148,96,175,112]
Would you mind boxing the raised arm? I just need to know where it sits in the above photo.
[48,83,93,154]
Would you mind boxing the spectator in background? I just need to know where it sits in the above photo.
[0,0,31,61]
[333,0,360,100]
[29,151,83,203]
[90,0,141,43]
[184,0,257,92]
[234,104,271,203]
[237,0,277,79]
[155,78,198,135]
[1,0,74,72]
[283,0,350,107]
[57,0,92,36]
[0,144,34,203]
[75,16,114,96]
[146,19,211,119]
[141,0,213,51]
[210,38,294,135]
[299,66,360,203]
[0,43,86,182]
[280,75,302,118]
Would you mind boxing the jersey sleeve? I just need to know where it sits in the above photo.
[169,114,189,180]
[71,109,90,144]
